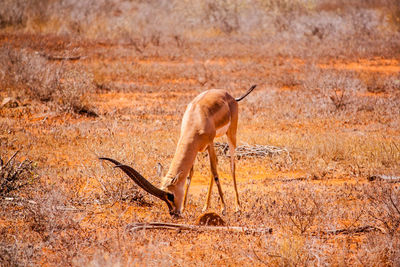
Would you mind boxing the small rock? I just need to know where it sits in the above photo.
[196,212,225,226]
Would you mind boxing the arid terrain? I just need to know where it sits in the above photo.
[1,0,400,266]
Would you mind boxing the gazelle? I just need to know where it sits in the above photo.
[100,85,256,217]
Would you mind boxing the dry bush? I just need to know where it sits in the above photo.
[385,0,400,31]
[302,68,362,110]
[256,234,332,266]
[0,151,37,197]
[0,0,37,29]
[1,1,400,265]
[264,183,326,235]
[1,0,399,58]
[2,0,186,46]
[201,0,241,34]
[363,181,400,235]
[258,0,310,13]
[0,45,97,116]
[26,190,80,242]
[96,162,151,206]
[356,232,400,266]
[359,72,400,93]
[0,175,86,266]
[247,182,397,265]
[0,238,40,267]
[303,134,400,178]
[0,177,97,265]
[356,179,400,266]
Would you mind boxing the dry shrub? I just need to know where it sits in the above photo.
[266,183,325,235]
[0,182,85,266]
[0,0,29,29]
[363,181,400,235]
[95,165,150,206]
[0,238,40,267]
[27,189,80,242]
[0,45,97,116]
[351,181,400,267]
[357,179,400,267]
[1,0,399,58]
[359,72,400,93]
[258,0,310,13]
[309,70,361,111]
[356,232,400,266]
[385,73,400,91]
[24,188,91,265]
[259,234,331,266]
[202,0,241,34]
[386,0,400,31]
[0,151,37,197]
[307,135,400,178]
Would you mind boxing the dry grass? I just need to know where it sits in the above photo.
[0,44,97,116]
[0,0,400,266]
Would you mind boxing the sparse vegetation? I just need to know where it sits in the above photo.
[0,0,400,265]
[0,44,97,116]
[0,151,36,197]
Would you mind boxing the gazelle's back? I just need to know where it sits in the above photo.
[182,90,237,135]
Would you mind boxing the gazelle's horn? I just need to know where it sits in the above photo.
[99,157,174,211]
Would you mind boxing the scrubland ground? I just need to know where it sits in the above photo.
[1,0,400,266]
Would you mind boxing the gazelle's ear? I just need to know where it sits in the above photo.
[170,172,181,185]
[156,162,164,178]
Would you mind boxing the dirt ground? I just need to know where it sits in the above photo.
[1,1,400,265]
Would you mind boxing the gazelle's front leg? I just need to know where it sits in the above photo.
[203,143,226,215]
[182,165,194,213]
[202,171,214,213]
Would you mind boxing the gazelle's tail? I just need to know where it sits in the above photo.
[235,85,257,102]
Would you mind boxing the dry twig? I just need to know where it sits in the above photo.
[36,52,85,61]
[126,222,272,234]
[2,197,83,212]
[215,142,291,161]
[318,225,383,235]
[368,175,400,183]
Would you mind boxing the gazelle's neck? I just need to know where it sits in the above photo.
[162,136,199,188]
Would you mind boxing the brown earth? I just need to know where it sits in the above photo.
[1,32,399,266]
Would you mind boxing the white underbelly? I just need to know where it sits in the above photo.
[215,122,230,137]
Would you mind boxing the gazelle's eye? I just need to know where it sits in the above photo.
[99,85,255,217]
[167,193,174,203]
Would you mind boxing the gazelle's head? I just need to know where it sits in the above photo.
[100,157,182,217]
[160,174,186,216]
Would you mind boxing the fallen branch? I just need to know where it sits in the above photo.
[368,175,400,183]
[45,55,84,61]
[35,52,85,61]
[126,222,272,234]
[2,197,83,212]
[318,225,383,235]
[280,177,308,182]
[215,142,291,161]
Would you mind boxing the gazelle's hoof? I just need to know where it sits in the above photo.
[235,206,241,214]
[202,206,208,213]
[170,211,182,219]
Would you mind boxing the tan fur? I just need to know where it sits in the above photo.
[160,89,240,215]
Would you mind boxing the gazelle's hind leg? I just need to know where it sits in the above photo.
[203,143,226,214]
[227,130,241,213]
[182,165,194,213]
